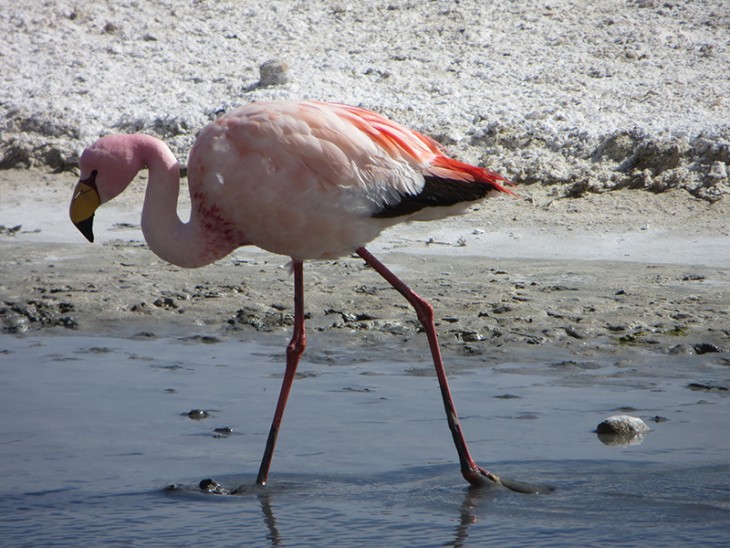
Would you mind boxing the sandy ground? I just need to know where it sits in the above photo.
[1,1,729,361]
[1,167,728,363]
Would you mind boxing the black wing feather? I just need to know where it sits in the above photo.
[372,175,490,219]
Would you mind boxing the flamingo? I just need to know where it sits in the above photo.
[69,100,529,491]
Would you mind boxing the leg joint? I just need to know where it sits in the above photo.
[287,332,307,357]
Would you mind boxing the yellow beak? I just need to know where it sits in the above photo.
[70,179,100,242]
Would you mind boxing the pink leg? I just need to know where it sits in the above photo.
[256,260,307,486]
[356,247,498,487]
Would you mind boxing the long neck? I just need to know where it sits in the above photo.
[138,138,233,268]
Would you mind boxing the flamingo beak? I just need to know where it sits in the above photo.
[70,172,100,243]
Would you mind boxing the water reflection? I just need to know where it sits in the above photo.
[452,487,490,548]
[177,471,551,548]
[248,480,501,548]
[257,490,283,547]
[596,431,648,446]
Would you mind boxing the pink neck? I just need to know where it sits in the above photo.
[135,136,239,268]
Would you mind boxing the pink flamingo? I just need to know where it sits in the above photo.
[69,100,525,490]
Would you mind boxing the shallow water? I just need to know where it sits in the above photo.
[1,333,729,546]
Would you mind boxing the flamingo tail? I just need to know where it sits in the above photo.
[372,156,515,219]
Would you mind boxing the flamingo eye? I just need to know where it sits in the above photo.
[80,169,99,188]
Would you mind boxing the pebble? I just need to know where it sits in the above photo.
[596,414,649,446]
[693,343,724,355]
[258,59,290,87]
[186,409,209,420]
[687,382,728,392]
[213,426,233,437]
[198,478,230,495]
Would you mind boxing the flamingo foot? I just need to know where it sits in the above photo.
[463,465,501,487]
[464,465,554,494]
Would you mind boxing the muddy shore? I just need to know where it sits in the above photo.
[2,168,728,366]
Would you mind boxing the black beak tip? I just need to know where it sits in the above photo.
[75,216,95,243]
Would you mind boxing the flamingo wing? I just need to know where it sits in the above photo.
[317,102,515,219]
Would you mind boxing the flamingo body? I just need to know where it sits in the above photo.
[189,101,512,260]
[69,100,521,490]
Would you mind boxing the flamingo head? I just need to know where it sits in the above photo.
[70,135,146,242]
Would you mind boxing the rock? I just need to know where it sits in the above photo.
[693,343,724,355]
[596,414,648,435]
[1,299,78,332]
[258,59,290,87]
[687,382,729,393]
[213,426,233,438]
[596,414,649,446]
[186,409,209,420]
[668,344,693,355]
[198,478,230,495]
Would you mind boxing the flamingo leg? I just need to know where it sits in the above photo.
[356,247,498,487]
[256,259,307,486]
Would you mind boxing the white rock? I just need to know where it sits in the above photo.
[596,414,649,436]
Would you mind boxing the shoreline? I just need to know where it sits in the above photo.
[2,169,728,361]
